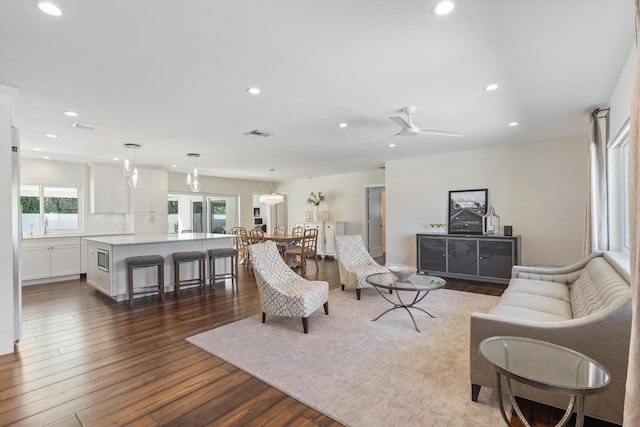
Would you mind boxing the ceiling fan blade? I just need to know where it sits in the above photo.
[389,115,412,130]
[417,128,465,137]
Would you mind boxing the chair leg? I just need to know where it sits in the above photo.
[302,317,309,333]
[262,312,266,323]
[314,254,318,271]
[300,256,306,276]
[356,288,361,300]
[199,259,206,292]
[209,256,216,286]
[323,301,329,315]
[341,284,345,291]
[471,384,481,402]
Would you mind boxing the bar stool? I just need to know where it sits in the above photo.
[126,255,165,308]
[173,251,206,297]
[207,247,239,287]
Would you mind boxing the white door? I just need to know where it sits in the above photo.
[366,187,385,258]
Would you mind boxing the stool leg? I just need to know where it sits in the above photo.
[211,256,216,286]
[128,266,134,308]
[232,254,238,287]
[200,259,205,292]
[158,264,165,303]
[174,260,180,298]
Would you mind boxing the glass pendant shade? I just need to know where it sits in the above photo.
[186,153,200,192]
[123,143,141,182]
[123,158,131,177]
[260,168,284,205]
[260,193,284,205]
[128,168,142,189]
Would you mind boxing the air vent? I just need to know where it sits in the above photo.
[71,122,97,131]
[243,128,276,138]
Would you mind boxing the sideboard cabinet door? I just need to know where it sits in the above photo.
[478,239,515,279]
[417,236,446,273]
[447,238,477,276]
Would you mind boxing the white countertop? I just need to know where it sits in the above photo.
[84,233,232,246]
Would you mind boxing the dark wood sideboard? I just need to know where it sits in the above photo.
[416,233,521,285]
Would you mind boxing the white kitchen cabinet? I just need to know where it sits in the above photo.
[133,168,168,214]
[135,213,169,234]
[294,221,345,258]
[90,165,129,214]
[21,237,81,282]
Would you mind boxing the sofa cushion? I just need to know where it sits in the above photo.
[505,278,571,302]
[570,257,631,318]
[495,292,573,319]
[488,304,570,322]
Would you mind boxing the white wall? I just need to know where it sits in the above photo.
[276,169,385,235]
[609,44,635,143]
[385,136,588,267]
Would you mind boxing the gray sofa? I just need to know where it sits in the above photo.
[470,251,631,425]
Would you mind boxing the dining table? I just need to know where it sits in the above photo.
[262,234,303,267]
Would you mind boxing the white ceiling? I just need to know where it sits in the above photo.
[0,1,635,182]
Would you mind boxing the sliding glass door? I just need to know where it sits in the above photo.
[168,193,238,234]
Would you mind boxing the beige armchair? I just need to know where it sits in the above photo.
[334,234,390,300]
[248,241,329,333]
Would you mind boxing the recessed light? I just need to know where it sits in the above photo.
[432,1,454,15]
[338,123,348,128]
[63,111,78,117]
[246,87,261,95]
[113,157,120,161]
[509,122,519,127]
[484,83,499,91]
[45,134,57,138]
[388,143,396,148]
[37,2,62,16]
[33,148,43,151]
[171,164,178,168]
[43,156,50,160]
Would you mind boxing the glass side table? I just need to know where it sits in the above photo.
[480,336,610,427]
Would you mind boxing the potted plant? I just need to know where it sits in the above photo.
[306,192,326,221]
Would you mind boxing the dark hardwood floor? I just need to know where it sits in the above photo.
[0,257,618,426]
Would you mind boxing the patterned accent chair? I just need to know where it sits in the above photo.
[334,234,390,300]
[248,241,329,333]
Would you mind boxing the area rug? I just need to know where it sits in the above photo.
[186,288,508,426]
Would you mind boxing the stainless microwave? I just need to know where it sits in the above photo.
[97,248,109,272]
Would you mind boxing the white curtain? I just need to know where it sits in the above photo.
[583,110,609,257]
[623,1,640,424]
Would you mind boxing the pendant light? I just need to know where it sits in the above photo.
[122,143,140,177]
[126,144,142,189]
[186,153,201,192]
[259,168,284,205]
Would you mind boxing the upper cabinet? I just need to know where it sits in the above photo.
[133,168,168,213]
[90,165,130,214]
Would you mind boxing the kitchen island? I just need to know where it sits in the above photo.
[85,233,234,302]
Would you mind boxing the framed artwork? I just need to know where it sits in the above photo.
[447,189,488,234]
[253,207,260,218]
[306,211,313,222]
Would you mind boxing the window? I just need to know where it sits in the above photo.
[608,119,630,252]
[21,184,80,234]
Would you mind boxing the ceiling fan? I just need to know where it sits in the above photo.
[388,106,465,138]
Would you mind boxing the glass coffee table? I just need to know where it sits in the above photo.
[480,336,610,427]
[365,272,446,332]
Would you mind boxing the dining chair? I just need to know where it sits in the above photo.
[284,228,319,276]
[249,228,266,244]
[248,240,329,333]
[233,232,251,269]
[291,225,304,247]
[272,226,288,258]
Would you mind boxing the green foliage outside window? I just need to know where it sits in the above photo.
[21,196,40,213]
[211,202,225,215]
[168,200,178,215]
[44,197,78,213]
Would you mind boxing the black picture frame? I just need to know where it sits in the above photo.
[447,189,488,234]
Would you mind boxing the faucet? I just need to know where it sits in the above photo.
[43,217,48,235]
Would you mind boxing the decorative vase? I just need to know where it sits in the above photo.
[483,206,500,236]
